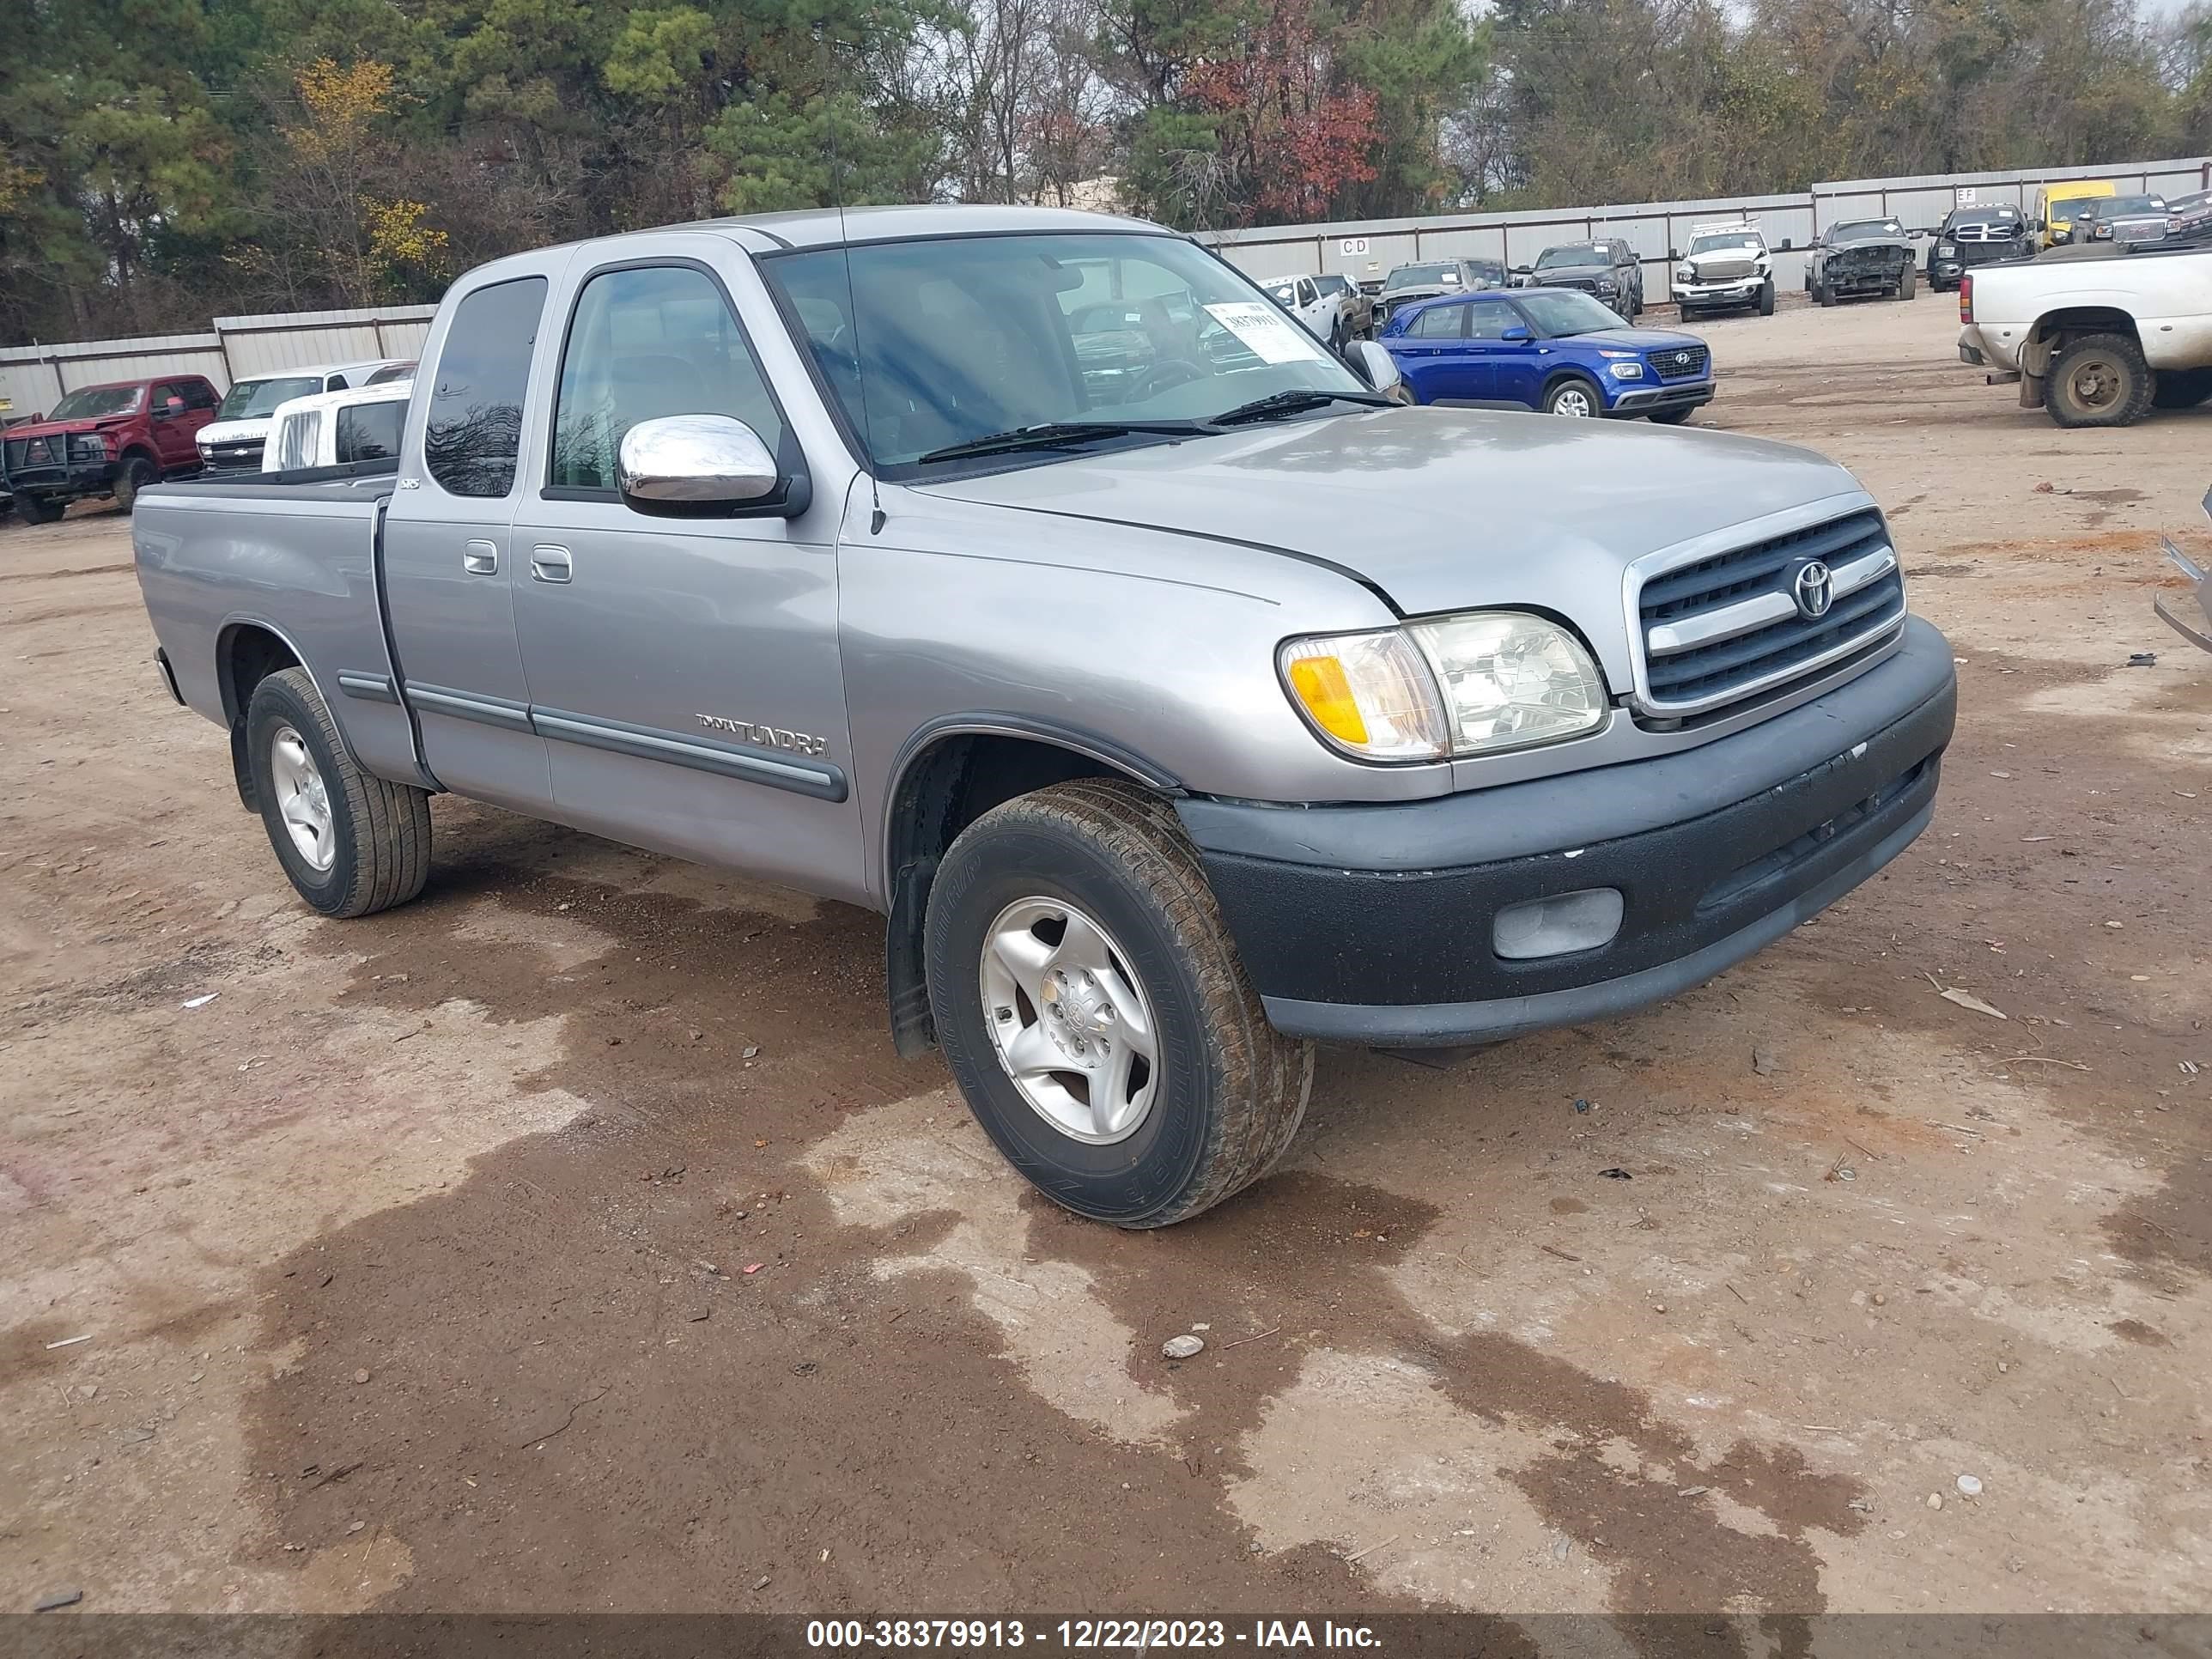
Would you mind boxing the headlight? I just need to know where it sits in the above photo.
[1607,362,1644,379]
[68,434,108,460]
[1674,264,1694,283]
[1595,278,1617,292]
[1938,242,1954,256]
[1280,612,1607,762]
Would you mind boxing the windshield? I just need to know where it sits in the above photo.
[1831,221,1904,243]
[1535,245,1601,269]
[1689,233,1760,255]
[216,376,320,421]
[1382,263,1460,291]
[1954,211,2020,230]
[763,232,1370,477]
[1265,281,1301,305]
[47,386,144,420]
[2051,198,2100,222]
[1313,275,1349,295]
[1516,290,1627,337]
[2101,196,2163,215]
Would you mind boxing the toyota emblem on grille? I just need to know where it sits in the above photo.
[1792,559,1834,620]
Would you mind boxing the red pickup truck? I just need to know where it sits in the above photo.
[3,374,222,524]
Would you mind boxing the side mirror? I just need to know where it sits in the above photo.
[1500,325,1534,343]
[1510,264,1533,276]
[617,414,807,518]
[1666,249,1680,262]
[1777,239,1793,252]
[1345,340,1408,402]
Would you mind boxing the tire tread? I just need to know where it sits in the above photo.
[255,667,431,918]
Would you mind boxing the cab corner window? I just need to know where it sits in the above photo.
[550,264,785,494]
[424,276,548,499]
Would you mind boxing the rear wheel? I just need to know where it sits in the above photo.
[925,778,1312,1228]
[112,452,159,514]
[246,667,433,917]
[1542,377,1601,417]
[2046,333,2154,428]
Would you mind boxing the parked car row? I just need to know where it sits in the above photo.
[1,358,416,525]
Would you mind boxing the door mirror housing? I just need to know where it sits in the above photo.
[1776,239,1793,252]
[1510,264,1534,276]
[617,415,808,519]
[1499,325,1534,343]
[1344,339,1410,402]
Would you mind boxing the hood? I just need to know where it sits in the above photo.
[198,417,275,445]
[1534,260,1613,282]
[7,416,127,442]
[913,406,1862,624]
[1573,325,1702,352]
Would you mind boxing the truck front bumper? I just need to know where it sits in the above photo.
[1176,616,1955,1046]
[1675,279,1763,305]
[4,459,119,501]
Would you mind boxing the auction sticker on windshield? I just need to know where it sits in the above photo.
[1204,301,1328,364]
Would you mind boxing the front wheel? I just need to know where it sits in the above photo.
[1897,266,1916,301]
[1543,377,1601,417]
[1758,278,1776,317]
[14,492,61,526]
[246,667,433,917]
[112,453,159,514]
[1649,406,1696,424]
[925,778,1313,1228]
[1817,280,1838,307]
[2046,332,2154,428]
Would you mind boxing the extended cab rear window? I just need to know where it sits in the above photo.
[424,276,548,498]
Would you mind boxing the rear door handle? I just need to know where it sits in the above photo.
[530,544,573,584]
[463,539,498,575]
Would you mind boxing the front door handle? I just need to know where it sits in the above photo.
[530,544,573,584]
[463,539,498,575]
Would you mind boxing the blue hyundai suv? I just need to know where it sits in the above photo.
[1379,287,1716,422]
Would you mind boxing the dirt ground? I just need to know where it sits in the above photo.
[3,289,2209,1638]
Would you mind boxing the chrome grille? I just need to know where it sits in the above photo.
[1648,344,1709,381]
[1634,509,1905,718]
[1694,258,1756,281]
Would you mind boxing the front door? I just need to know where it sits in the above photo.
[380,273,556,815]
[508,251,862,896]
[147,382,205,471]
[1485,303,1547,409]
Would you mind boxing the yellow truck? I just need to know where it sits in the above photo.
[2032,179,2116,247]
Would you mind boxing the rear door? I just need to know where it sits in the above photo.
[1392,301,1471,402]
[380,270,558,814]
[508,239,861,894]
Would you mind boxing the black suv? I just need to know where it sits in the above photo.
[1517,239,1644,318]
[1926,204,2031,291]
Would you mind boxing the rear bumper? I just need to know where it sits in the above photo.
[1608,380,1714,415]
[1177,617,1955,1046]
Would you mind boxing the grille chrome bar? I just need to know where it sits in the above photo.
[1626,505,1908,719]
[1648,545,1897,656]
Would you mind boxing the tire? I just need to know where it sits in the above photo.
[1542,376,1601,417]
[2151,368,2212,410]
[1649,406,1696,424]
[1897,266,1916,301]
[1817,280,1838,307]
[112,452,159,514]
[245,666,432,918]
[1757,279,1775,317]
[14,492,60,526]
[925,777,1313,1228]
[2045,332,2154,428]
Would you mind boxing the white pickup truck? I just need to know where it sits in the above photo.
[1956,241,2212,426]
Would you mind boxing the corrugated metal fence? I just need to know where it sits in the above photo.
[3,152,2206,414]
[0,304,436,419]
[1200,155,2212,296]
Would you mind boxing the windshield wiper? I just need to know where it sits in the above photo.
[917,419,1210,465]
[1207,388,1394,427]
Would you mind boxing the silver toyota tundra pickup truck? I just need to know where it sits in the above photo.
[134,204,1955,1226]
